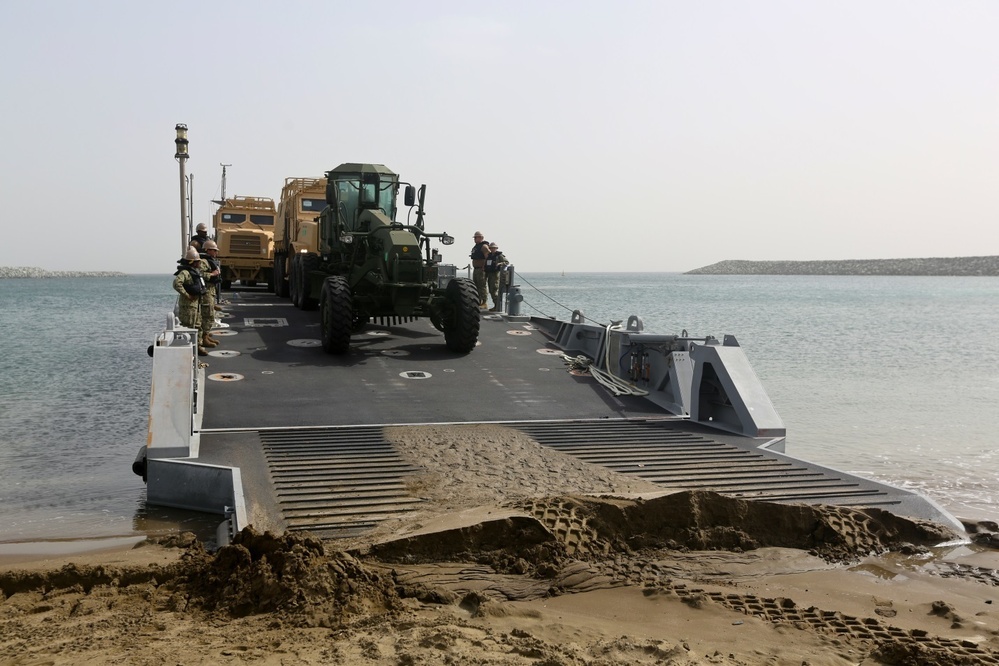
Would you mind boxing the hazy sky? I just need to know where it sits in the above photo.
[1,1,996,273]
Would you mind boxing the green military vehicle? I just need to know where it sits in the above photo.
[289,163,479,354]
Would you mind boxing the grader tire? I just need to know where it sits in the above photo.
[320,276,352,354]
[443,277,480,353]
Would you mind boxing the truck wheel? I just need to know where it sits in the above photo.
[274,255,288,298]
[289,254,300,307]
[300,254,319,310]
[320,276,352,354]
[443,277,480,353]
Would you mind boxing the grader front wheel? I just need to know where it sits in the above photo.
[320,276,352,354]
[443,277,480,353]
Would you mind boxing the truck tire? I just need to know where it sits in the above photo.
[320,276,352,354]
[274,254,288,298]
[300,254,319,310]
[289,254,301,307]
[443,277,480,353]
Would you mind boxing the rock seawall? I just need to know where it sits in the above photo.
[685,256,999,276]
[0,266,128,279]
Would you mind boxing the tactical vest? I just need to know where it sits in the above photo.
[175,264,207,296]
[470,242,489,260]
[201,255,222,285]
[484,252,506,273]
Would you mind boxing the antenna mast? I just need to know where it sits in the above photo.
[174,124,190,255]
[220,163,231,202]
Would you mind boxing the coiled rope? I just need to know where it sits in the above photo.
[561,322,648,397]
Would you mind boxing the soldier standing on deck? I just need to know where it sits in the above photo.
[484,242,509,312]
[189,222,210,251]
[199,240,223,349]
[173,246,208,356]
[469,231,491,308]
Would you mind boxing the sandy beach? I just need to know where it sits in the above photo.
[3,425,998,665]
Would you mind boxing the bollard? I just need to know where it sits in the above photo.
[507,284,524,315]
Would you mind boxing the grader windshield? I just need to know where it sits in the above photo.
[327,164,399,232]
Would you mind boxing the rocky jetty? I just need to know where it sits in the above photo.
[0,266,128,279]
[686,256,999,276]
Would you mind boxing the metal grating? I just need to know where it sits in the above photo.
[256,419,904,540]
[260,426,424,537]
[509,420,900,507]
[229,234,263,256]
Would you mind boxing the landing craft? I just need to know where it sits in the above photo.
[136,124,965,545]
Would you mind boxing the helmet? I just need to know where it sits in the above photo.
[184,247,201,261]
[203,240,218,251]
[196,223,208,232]
[488,242,498,249]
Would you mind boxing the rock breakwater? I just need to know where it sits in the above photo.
[686,256,999,276]
[0,266,128,279]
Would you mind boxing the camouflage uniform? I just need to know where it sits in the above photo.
[172,262,204,330]
[198,257,219,341]
[484,249,509,310]
[189,232,210,251]
[470,235,490,307]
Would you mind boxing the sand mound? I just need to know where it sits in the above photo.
[365,490,954,568]
[2,506,998,665]
[1,421,995,664]
[182,529,400,626]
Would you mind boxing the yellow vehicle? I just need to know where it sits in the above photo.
[272,177,325,297]
[213,195,276,289]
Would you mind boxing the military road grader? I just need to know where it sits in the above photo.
[287,163,479,354]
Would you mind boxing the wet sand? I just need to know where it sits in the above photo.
[2,424,997,665]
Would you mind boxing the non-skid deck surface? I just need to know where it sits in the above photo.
[197,288,959,535]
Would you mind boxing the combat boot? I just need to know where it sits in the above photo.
[206,333,221,345]
[202,335,218,348]
[197,346,209,356]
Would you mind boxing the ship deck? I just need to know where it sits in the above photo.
[196,287,960,537]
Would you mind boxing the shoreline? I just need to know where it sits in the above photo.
[0,535,146,567]
[3,492,998,665]
[686,255,999,276]
[0,266,128,278]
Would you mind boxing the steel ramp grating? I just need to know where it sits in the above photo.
[259,426,424,537]
[508,420,898,508]
[257,419,900,539]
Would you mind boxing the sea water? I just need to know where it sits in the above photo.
[0,273,996,544]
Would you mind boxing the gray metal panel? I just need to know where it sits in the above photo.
[212,419,961,539]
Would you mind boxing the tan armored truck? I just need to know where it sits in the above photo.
[272,177,326,297]
[213,196,276,289]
